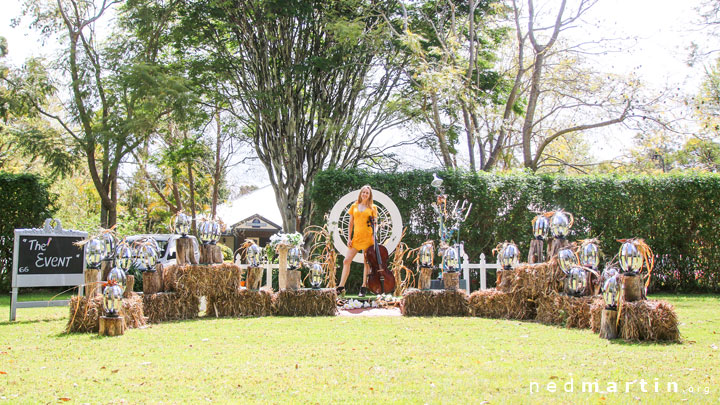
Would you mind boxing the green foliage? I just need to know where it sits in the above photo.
[309,169,720,292]
[0,172,56,292]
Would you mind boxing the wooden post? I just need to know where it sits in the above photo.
[547,238,569,261]
[123,275,135,298]
[286,270,301,290]
[84,268,101,298]
[176,237,198,266]
[246,266,263,290]
[101,260,113,281]
[213,245,224,263]
[99,316,125,336]
[143,264,163,295]
[418,267,432,290]
[528,239,544,264]
[599,309,619,339]
[277,246,289,290]
[443,272,459,290]
[621,274,644,302]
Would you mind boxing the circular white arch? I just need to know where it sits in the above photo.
[327,189,403,263]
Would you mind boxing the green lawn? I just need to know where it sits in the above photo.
[1,292,718,404]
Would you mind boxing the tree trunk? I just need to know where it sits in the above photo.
[521,52,545,171]
[430,93,455,169]
[211,108,221,218]
[462,105,476,171]
[187,159,197,235]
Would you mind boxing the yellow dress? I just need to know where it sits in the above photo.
[348,202,378,251]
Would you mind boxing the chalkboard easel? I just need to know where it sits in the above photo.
[10,219,87,321]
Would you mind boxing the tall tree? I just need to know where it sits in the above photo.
[13,0,194,227]
[173,0,409,232]
[397,0,510,170]
[506,0,664,172]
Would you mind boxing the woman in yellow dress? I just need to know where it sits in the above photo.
[337,185,378,297]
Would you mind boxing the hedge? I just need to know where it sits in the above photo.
[0,173,56,292]
[308,169,720,293]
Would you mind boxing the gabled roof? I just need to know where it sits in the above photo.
[216,185,284,229]
[231,213,282,231]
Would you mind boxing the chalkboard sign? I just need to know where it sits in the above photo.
[10,219,87,321]
[16,235,84,276]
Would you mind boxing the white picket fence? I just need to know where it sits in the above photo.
[460,252,501,294]
[236,252,500,294]
[235,262,277,289]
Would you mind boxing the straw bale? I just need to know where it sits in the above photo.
[143,292,200,323]
[535,294,599,329]
[590,299,604,333]
[272,288,337,317]
[205,288,274,318]
[173,263,241,297]
[468,289,513,319]
[618,300,680,342]
[163,264,178,291]
[66,293,146,333]
[400,288,469,317]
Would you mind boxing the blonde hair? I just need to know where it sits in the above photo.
[356,185,374,206]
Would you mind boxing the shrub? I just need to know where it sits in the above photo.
[0,173,56,292]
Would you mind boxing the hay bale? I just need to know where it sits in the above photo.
[496,270,515,292]
[590,299,604,333]
[618,300,680,342]
[512,262,564,299]
[66,293,146,333]
[174,263,241,297]
[272,288,337,317]
[67,295,102,333]
[535,294,599,329]
[469,289,536,320]
[142,292,200,323]
[468,289,513,319]
[163,264,178,291]
[122,293,146,329]
[205,288,274,317]
[400,289,469,317]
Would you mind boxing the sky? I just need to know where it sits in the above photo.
[1,0,715,184]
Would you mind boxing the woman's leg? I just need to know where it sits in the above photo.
[362,261,370,287]
[339,247,359,287]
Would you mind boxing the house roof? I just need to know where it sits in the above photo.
[231,213,282,231]
[216,185,284,229]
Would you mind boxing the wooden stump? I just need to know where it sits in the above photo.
[143,264,163,295]
[418,267,432,290]
[84,268,101,298]
[123,275,135,298]
[246,266,264,290]
[286,270,301,290]
[99,316,125,336]
[277,246,289,290]
[547,238,570,261]
[587,270,601,296]
[599,309,619,339]
[621,274,644,302]
[176,237,198,266]
[101,260,113,281]
[443,272,459,290]
[200,244,223,264]
[528,239,544,264]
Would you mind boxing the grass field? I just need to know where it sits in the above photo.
[1,292,719,404]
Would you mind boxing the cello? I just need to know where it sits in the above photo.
[364,216,396,294]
